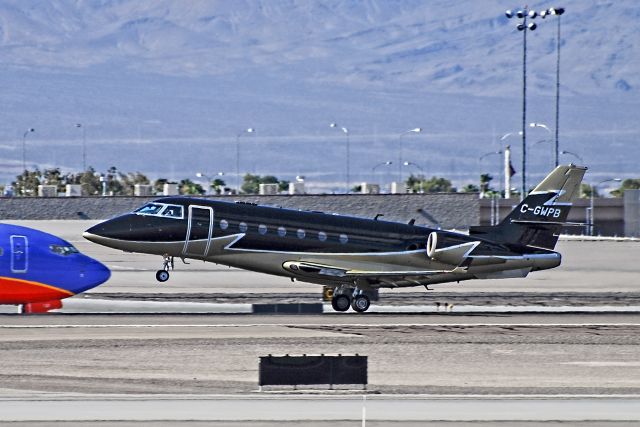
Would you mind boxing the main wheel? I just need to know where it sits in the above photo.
[351,294,370,313]
[156,270,170,282]
[331,294,351,312]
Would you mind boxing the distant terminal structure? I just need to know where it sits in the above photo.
[0,193,477,231]
[2,191,640,237]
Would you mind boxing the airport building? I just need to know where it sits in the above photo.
[3,190,640,237]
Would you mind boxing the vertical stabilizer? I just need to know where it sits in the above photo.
[470,165,587,250]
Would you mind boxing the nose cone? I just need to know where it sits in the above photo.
[84,216,131,241]
[73,257,111,294]
[83,215,136,250]
[87,258,111,288]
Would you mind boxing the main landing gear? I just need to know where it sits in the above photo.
[156,254,174,282]
[330,286,372,313]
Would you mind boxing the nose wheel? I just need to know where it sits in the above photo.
[156,254,174,282]
[155,269,170,282]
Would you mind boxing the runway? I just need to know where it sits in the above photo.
[1,314,640,423]
[2,395,640,423]
[1,313,639,395]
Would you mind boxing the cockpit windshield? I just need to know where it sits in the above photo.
[49,244,79,256]
[134,203,184,219]
[135,203,164,215]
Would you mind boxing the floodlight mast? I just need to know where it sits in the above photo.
[505,7,540,200]
[541,7,566,167]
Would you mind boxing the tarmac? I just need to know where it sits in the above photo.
[1,220,640,424]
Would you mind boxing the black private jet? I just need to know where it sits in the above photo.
[84,165,586,312]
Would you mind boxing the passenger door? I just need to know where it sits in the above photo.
[183,205,214,257]
[10,235,28,273]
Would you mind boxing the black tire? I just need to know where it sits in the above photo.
[351,294,370,313]
[156,270,170,282]
[331,294,351,312]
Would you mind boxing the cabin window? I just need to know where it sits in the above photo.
[258,224,268,235]
[49,244,79,256]
[134,202,164,216]
[297,229,306,239]
[277,226,286,237]
[318,231,327,242]
[160,205,183,219]
[220,219,229,230]
[239,222,248,233]
[339,234,349,244]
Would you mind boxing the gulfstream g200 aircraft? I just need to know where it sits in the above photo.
[84,165,586,313]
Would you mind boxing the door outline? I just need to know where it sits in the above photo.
[10,235,28,273]
[183,205,214,257]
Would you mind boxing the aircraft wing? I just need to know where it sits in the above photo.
[282,260,468,288]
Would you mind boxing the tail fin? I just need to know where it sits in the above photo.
[470,165,587,250]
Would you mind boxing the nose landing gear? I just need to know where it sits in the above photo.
[156,254,174,282]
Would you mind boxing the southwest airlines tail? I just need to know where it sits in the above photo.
[470,164,587,250]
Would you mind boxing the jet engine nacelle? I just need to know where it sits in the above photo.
[426,231,438,258]
[20,300,63,314]
[426,232,479,266]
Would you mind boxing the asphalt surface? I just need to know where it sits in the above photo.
[1,313,639,396]
[1,395,640,423]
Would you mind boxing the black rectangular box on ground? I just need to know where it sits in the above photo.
[259,354,367,386]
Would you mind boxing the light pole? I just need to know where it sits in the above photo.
[403,161,425,193]
[76,123,86,171]
[22,128,35,172]
[500,131,522,196]
[371,161,393,193]
[529,122,552,169]
[505,7,543,199]
[560,150,583,164]
[540,7,566,166]
[529,122,551,134]
[479,151,503,197]
[372,161,393,173]
[500,131,522,142]
[590,178,621,236]
[398,128,422,185]
[236,128,254,193]
[403,161,424,174]
[329,123,350,193]
[197,172,225,195]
